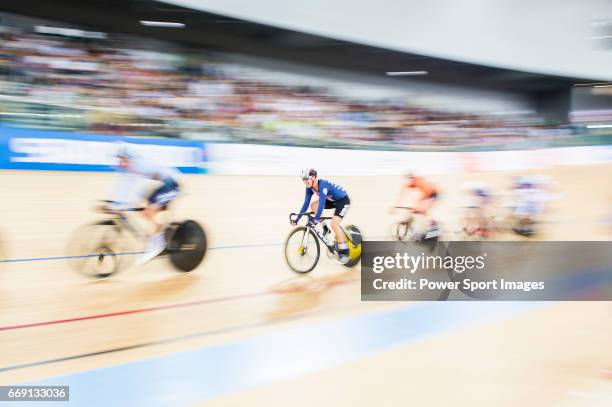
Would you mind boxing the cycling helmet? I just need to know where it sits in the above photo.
[300,168,317,180]
[474,188,490,198]
[466,182,488,197]
[514,176,533,189]
[114,141,134,159]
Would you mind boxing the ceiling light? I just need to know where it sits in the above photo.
[140,21,185,28]
[386,71,428,76]
[586,124,612,128]
[573,82,612,87]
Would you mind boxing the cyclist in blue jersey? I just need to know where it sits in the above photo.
[293,168,351,264]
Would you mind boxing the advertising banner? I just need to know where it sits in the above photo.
[0,126,207,173]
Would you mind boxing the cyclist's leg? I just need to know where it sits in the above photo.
[145,180,179,231]
[331,197,350,262]
[139,180,179,263]
[463,206,479,235]
[412,198,432,226]
[310,198,336,218]
[331,216,346,243]
[309,198,334,214]
[309,199,318,213]
[467,197,487,235]
[142,206,162,234]
[413,193,439,238]
[329,197,350,240]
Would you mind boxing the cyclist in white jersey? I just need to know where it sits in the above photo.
[106,144,181,264]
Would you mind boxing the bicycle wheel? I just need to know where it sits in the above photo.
[167,220,207,272]
[343,224,362,268]
[66,220,125,278]
[394,220,413,241]
[284,227,320,273]
[512,217,535,236]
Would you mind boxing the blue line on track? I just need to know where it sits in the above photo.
[0,243,282,263]
[0,236,389,264]
[0,252,144,263]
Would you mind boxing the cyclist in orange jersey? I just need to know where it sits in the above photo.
[392,172,440,240]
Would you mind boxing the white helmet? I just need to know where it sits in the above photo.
[114,141,135,159]
[300,168,317,180]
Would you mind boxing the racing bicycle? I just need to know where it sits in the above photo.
[67,201,207,278]
[392,206,440,243]
[284,212,362,273]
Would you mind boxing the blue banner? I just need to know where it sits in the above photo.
[0,126,206,173]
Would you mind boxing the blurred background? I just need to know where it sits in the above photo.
[0,1,610,406]
[0,0,611,150]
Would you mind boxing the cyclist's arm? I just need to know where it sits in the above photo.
[298,188,313,217]
[394,186,409,208]
[107,172,143,209]
[314,191,327,223]
[131,156,180,184]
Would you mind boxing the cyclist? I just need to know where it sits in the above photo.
[510,175,550,235]
[464,182,494,237]
[105,143,181,264]
[294,168,351,264]
[393,172,440,240]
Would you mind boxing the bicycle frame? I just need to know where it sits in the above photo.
[393,206,416,221]
[98,202,149,244]
[289,212,334,252]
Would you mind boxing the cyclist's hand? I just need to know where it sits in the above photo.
[98,203,121,214]
[97,203,110,213]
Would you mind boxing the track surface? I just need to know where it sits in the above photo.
[0,165,610,405]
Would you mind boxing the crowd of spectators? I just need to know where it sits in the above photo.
[0,24,579,150]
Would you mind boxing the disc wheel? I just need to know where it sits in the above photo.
[167,220,207,272]
[343,225,363,268]
[284,227,320,273]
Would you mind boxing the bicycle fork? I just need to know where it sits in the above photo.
[299,228,310,255]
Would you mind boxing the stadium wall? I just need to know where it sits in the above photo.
[206,143,612,175]
[0,127,608,175]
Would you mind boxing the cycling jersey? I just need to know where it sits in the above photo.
[299,179,348,222]
[407,176,437,198]
[108,156,181,209]
[125,156,181,182]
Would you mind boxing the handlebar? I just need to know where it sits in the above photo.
[98,200,145,213]
[289,212,332,225]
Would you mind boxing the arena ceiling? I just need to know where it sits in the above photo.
[0,0,594,94]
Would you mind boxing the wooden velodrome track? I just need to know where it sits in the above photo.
[0,164,610,406]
